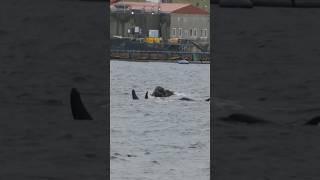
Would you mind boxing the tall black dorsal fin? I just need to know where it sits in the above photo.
[70,88,93,120]
[132,89,139,100]
[145,91,148,99]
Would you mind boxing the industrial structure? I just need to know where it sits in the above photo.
[110,1,210,44]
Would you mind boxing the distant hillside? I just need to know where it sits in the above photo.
[122,0,210,12]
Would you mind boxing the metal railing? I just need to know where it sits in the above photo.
[111,49,210,55]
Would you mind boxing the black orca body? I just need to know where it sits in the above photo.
[219,113,271,125]
[145,91,148,99]
[304,116,320,126]
[70,88,93,120]
[132,89,139,100]
[179,97,194,101]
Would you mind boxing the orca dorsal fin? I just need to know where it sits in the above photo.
[145,91,148,99]
[132,89,139,100]
[70,88,93,120]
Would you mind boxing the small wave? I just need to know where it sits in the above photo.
[174,92,187,96]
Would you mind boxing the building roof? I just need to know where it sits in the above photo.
[171,4,209,15]
[111,2,209,15]
[110,0,119,4]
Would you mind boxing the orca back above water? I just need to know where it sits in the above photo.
[132,89,139,100]
[70,88,93,120]
[179,97,194,101]
[219,113,271,125]
[304,116,320,126]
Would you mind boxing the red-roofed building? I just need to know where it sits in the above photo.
[110,2,210,43]
[111,2,208,15]
[171,4,209,14]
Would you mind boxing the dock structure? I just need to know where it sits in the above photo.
[110,49,210,62]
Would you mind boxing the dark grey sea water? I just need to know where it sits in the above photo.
[110,60,210,180]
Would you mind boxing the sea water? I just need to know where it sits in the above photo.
[110,60,210,180]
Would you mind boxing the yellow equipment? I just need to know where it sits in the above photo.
[144,37,160,44]
[168,38,179,44]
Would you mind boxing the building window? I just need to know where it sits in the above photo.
[184,30,188,38]
[189,29,193,37]
[203,29,207,37]
[193,28,197,37]
[172,28,176,37]
[178,17,183,22]
[200,29,208,38]
[178,28,182,37]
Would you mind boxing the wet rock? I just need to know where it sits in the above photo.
[151,86,174,97]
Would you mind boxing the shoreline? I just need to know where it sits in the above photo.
[110,59,210,64]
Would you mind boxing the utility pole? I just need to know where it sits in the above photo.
[158,0,161,40]
[122,0,125,14]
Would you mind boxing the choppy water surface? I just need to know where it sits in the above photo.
[110,60,210,180]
